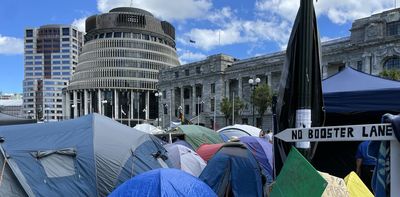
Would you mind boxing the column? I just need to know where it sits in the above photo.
[145,91,150,120]
[65,92,71,120]
[266,72,272,88]
[170,88,174,121]
[73,91,78,119]
[130,91,134,121]
[192,85,196,116]
[89,91,93,114]
[84,90,88,115]
[98,89,102,115]
[114,89,119,119]
[180,87,184,111]
[238,77,243,100]
[225,80,230,98]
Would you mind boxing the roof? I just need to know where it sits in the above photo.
[322,66,400,93]
[0,99,23,106]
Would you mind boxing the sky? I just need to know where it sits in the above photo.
[0,0,397,93]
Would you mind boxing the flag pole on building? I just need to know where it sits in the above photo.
[275,0,325,175]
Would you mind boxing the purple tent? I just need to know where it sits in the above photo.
[240,136,273,183]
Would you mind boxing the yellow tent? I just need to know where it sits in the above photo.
[319,172,349,197]
[344,172,373,197]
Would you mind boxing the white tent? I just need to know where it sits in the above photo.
[164,144,206,177]
[217,124,261,137]
[134,123,164,134]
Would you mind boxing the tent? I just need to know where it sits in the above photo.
[319,172,349,197]
[240,136,273,184]
[174,125,223,150]
[109,168,216,197]
[173,139,195,150]
[196,143,224,162]
[0,114,171,197]
[0,112,35,126]
[344,172,373,197]
[199,143,264,197]
[314,66,400,177]
[164,144,206,177]
[217,124,261,141]
[134,123,164,134]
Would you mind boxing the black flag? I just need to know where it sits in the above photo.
[275,0,325,175]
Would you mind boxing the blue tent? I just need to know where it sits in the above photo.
[0,114,171,196]
[240,136,273,184]
[109,168,216,197]
[323,66,400,114]
[199,143,264,197]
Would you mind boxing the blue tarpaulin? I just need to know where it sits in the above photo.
[322,66,400,113]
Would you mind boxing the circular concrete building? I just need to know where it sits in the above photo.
[64,7,180,124]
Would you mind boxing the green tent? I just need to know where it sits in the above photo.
[271,147,327,197]
[175,125,223,150]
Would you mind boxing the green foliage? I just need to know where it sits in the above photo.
[220,97,231,122]
[379,69,400,81]
[251,84,272,127]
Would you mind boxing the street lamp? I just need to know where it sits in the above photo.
[248,77,261,127]
[197,97,204,125]
[155,91,163,127]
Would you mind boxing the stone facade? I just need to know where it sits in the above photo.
[158,8,400,130]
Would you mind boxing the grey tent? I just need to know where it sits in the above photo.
[0,113,171,196]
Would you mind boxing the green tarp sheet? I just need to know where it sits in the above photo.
[176,125,223,150]
[271,147,327,197]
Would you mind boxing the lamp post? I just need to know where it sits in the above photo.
[155,91,163,127]
[248,77,261,127]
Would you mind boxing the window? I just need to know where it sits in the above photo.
[53,55,60,59]
[62,60,70,64]
[52,61,61,64]
[114,32,122,38]
[184,105,189,115]
[99,33,105,38]
[384,57,400,70]
[26,45,33,49]
[357,61,363,71]
[105,32,113,38]
[33,148,76,178]
[62,66,71,70]
[34,67,42,70]
[163,104,168,114]
[242,118,248,125]
[184,88,190,99]
[185,69,190,76]
[26,39,33,43]
[256,118,262,128]
[196,66,201,74]
[62,44,69,47]
[162,91,166,99]
[211,98,215,112]
[26,29,33,37]
[175,71,179,78]
[387,21,400,36]
[62,49,70,53]
[26,56,33,60]
[34,61,42,65]
[211,83,215,94]
[62,38,69,42]
[35,56,42,59]
[62,55,70,58]
[62,28,70,36]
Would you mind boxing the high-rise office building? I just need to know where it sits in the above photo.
[23,25,83,121]
[64,7,179,125]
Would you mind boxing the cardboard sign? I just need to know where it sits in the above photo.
[275,123,395,142]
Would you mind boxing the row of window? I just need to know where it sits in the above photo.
[76,59,169,73]
[79,48,179,65]
[72,69,158,81]
[83,39,177,56]
[86,32,175,48]
[69,79,157,90]
[25,72,70,76]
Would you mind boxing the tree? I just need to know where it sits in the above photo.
[251,84,272,128]
[379,69,400,81]
[220,97,231,126]
[233,97,245,124]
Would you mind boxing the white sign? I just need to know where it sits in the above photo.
[275,123,396,142]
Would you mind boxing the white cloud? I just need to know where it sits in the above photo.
[72,17,87,33]
[256,0,394,24]
[179,17,291,51]
[0,35,24,55]
[97,0,212,21]
[177,48,207,64]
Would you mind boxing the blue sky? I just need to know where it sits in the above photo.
[0,0,396,93]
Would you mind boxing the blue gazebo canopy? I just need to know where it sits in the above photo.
[322,66,400,113]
